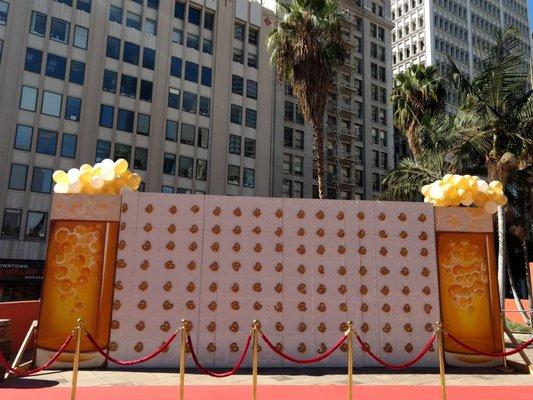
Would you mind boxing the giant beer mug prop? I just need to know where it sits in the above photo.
[36,194,121,368]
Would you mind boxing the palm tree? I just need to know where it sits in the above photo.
[390,64,447,158]
[267,0,346,198]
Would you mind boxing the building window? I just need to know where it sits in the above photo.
[133,147,148,170]
[31,167,53,193]
[227,165,240,186]
[243,168,255,188]
[166,120,178,141]
[379,130,387,147]
[161,186,173,193]
[245,109,257,128]
[294,129,304,149]
[204,12,214,30]
[61,133,77,158]
[145,18,157,35]
[234,22,245,40]
[137,113,150,136]
[109,5,122,23]
[65,97,81,121]
[196,159,208,181]
[120,74,137,97]
[126,12,141,31]
[9,164,28,190]
[178,156,193,178]
[198,127,209,148]
[114,143,131,164]
[372,173,381,191]
[172,28,183,44]
[0,1,7,26]
[163,153,176,175]
[69,60,85,85]
[174,2,185,19]
[182,92,197,113]
[201,66,212,87]
[199,96,210,117]
[103,70,117,93]
[168,88,180,109]
[282,179,292,198]
[143,48,155,69]
[284,101,294,122]
[181,124,195,146]
[36,129,57,155]
[247,53,258,68]
[184,61,198,82]
[74,25,88,49]
[46,54,67,80]
[117,109,134,132]
[30,11,47,36]
[14,125,33,151]
[233,48,243,64]
[202,39,212,55]
[294,155,303,176]
[25,211,47,239]
[77,0,91,13]
[232,75,243,95]
[283,153,291,174]
[106,36,120,59]
[24,48,43,74]
[95,139,110,162]
[170,56,182,77]
[1,209,22,238]
[186,33,199,50]
[284,127,293,147]
[244,139,255,158]
[294,181,303,198]
[140,80,153,102]
[246,80,257,100]
[99,105,114,128]
[230,104,242,125]
[41,91,62,117]
[123,42,140,65]
[229,134,241,155]
[249,28,258,45]
[50,18,70,44]
[188,7,201,25]
[20,86,38,112]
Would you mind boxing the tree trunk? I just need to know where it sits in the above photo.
[523,239,533,328]
[506,256,530,324]
[313,123,327,199]
[405,123,421,158]
[497,206,507,310]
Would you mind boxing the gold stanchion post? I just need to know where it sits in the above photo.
[436,322,447,400]
[70,318,83,400]
[347,321,354,400]
[252,320,260,400]
[179,319,188,400]
[499,312,507,367]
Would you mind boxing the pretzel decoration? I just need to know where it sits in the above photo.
[317,302,326,312]
[361,323,369,333]
[403,304,411,313]
[187,261,196,271]
[297,284,307,294]
[316,228,325,237]
[143,223,153,232]
[164,260,176,270]
[297,245,306,254]
[275,227,283,237]
[234,243,242,252]
[190,205,200,213]
[169,205,177,214]
[340,343,348,352]
[135,321,145,331]
[359,266,367,276]
[297,302,307,312]
[274,283,283,293]
[381,286,390,296]
[401,267,410,276]
[360,285,368,295]
[189,242,198,251]
[318,343,327,354]
[276,343,283,352]
[168,224,176,234]
[339,322,348,332]
[163,300,174,310]
[111,320,120,329]
[207,343,216,352]
[317,245,325,255]
[232,261,241,271]
[402,286,410,295]
[339,303,348,312]
[316,210,325,219]
[379,247,388,256]
[252,282,262,292]
[420,248,429,256]
[418,213,427,222]
[382,323,392,333]
[275,243,283,252]
[189,224,199,234]
[120,222,126,231]
[160,321,171,332]
[231,301,239,310]
[212,206,221,216]
[337,229,345,238]
[253,262,262,272]
[209,282,217,293]
[378,212,386,221]
[419,231,428,240]
[338,266,347,276]
[297,210,305,219]
[275,302,283,312]
[399,231,408,239]
[163,281,172,291]
[425,323,433,332]
[317,284,327,294]
[230,343,240,352]
[275,209,283,218]
[421,267,430,277]
[380,266,390,275]
[318,323,327,333]
[383,343,393,353]
[140,260,149,270]
[145,204,153,213]
[121,203,128,213]
[208,301,217,311]
[253,226,262,234]
[233,226,241,234]
[298,322,307,332]
[318,265,325,274]
[229,322,239,332]
[338,284,347,294]
[207,322,216,332]
[424,304,433,314]
[297,343,306,353]
[422,286,431,295]
[382,303,391,313]
[253,208,261,217]
[253,243,261,252]
[253,302,262,310]
[275,263,283,272]
[357,212,365,220]
[337,211,344,220]
[212,225,221,234]
[338,245,346,254]
[398,213,407,222]
[360,303,369,312]
[379,230,388,239]
[400,247,408,257]
[142,241,151,251]
[137,300,147,310]
[138,281,148,291]
[405,343,414,353]
[209,262,219,271]
[114,281,124,290]
[275,322,284,332]
[297,265,306,274]
[166,241,175,251]
[231,283,239,293]
[404,323,413,333]
[134,342,144,353]
[233,207,242,216]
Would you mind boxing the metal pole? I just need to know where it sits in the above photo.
[499,312,507,368]
[70,318,83,400]
[179,319,188,400]
[436,322,447,400]
[252,320,260,400]
[347,321,354,400]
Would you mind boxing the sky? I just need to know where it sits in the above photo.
[530,0,533,30]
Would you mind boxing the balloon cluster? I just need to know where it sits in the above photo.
[52,159,141,194]
[421,174,507,214]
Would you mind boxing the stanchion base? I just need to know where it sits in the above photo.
[445,351,503,367]
[35,348,105,369]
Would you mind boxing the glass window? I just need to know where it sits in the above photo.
[199,96,210,117]
[227,165,240,186]
[46,54,67,80]
[95,139,110,162]
[126,12,141,30]
[114,143,131,164]
[143,47,155,70]
[201,66,212,87]
[170,56,182,77]
[246,80,257,99]
[1,209,21,238]
[249,28,258,45]
[36,129,57,155]
[41,91,62,117]
[50,18,70,43]
[103,70,117,92]
[172,28,183,44]
[247,53,257,68]
[233,48,243,63]
[25,211,47,239]
[140,80,153,102]
[61,133,77,158]
[188,7,200,25]
[161,185,173,193]
[182,92,197,113]
[230,104,242,124]
[202,38,212,54]
[186,33,199,50]
[166,120,178,141]
[184,61,198,82]
[245,108,257,128]
[243,168,255,188]
[229,134,241,155]
[147,0,159,10]
[123,41,140,65]
[294,155,303,175]
[294,129,304,149]
[99,105,114,127]
[77,0,91,13]
[284,127,293,147]
[137,114,150,136]
[244,139,255,158]
[174,2,185,19]
[196,159,207,180]
[31,167,53,193]
[65,97,81,121]
[9,164,28,190]
[283,153,291,174]
[14,125,33,151]
[145,18,157,35]
[109,5,122,23]
[25,48,43,74]
[178,156,193,177]
[74,25,88,49]
[181,124,195,145]
[198,127,209,148]
[120,74,137,97]
[163,153,176,175]
[204,12,214,30]
[168,88,180,109]
[20,86,38,111]
[117,109,134,132]
[234,22,245,40]
[106,36,120,59]
[30,11,47,36]
[0,1,7,26]
[69,60,85,85]
[0,39,3,63]
[294,181,303,198]
[134,147,148,170]
[284,101,294,121]
[232,75,243,95]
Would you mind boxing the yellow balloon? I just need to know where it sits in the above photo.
[53,182,69,193]
[494,194,508,206]
[114,158,129,175]
[484,201,498,214]
[79,172,92,184]
[52,170,69,185]
[461,195,474,206]
[489,180,503,194]
[127,173,142,189]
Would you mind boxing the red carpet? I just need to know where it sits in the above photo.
[2,385,533,400]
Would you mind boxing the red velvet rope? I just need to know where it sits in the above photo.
[261,332,347,364]
[0,333,74,376]
[446,333,533,357]
[354,333,436,370]
[85,329,179,366]
[187,333,252,377]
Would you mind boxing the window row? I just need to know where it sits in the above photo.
[14,125,77,158]
[393,40,425,63]
[1,209,48,240]
[233,48,258,69]
[103,71,154,101]
[165,120,209,148]
[372,150,389,170]
[228,135,256,158]
[284,101,304,124]
[392,0,426,20]
[30,11,88,49]
[371,106,387,125]
[171,28,213,54]
[106,37,156,69]
[231,75,258,99]
[99,105,152,135]
[283,153,304,176]
[230,104,257,128]
[170,57,212,86]
[370,63,387,83]
[163,154,207,181]
[20,86,81,121]
[283,127,304,150]
[282,179,304,198]
[109,5,157,34]
[174,2,214,30]
[168,89,211,116]
[233,21,259,45]
[8,164,53,194]
[227,165,255,188]
[371,128,388,147]
[54,0,92,13]
[25,48,86,85]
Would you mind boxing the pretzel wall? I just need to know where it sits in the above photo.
[109,193,440,368]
